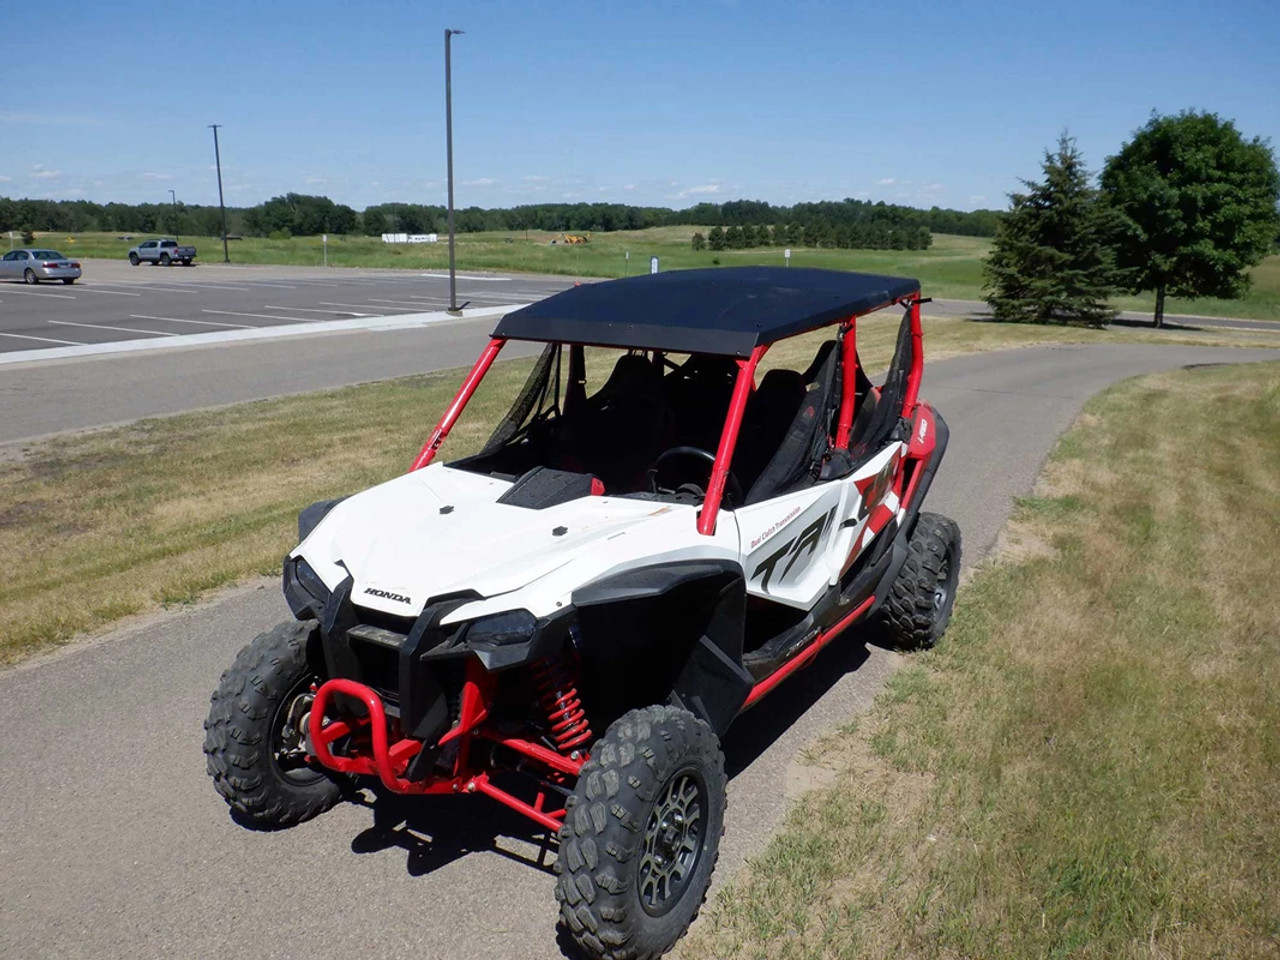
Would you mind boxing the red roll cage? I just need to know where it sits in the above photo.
[410,293,925,536]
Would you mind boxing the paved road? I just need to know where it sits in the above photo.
[930,296,1280,332]
[3,342,1277,960]
[0,312,543,444]
[0,259,572,354]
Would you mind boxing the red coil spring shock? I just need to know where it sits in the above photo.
[532,656,593,754]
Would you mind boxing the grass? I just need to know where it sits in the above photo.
[678,361,1280,960]
[1,312,1277,666]
[33,227,1280,322]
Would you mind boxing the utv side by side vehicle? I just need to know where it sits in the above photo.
[204,266,960,960]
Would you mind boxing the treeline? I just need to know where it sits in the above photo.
[0,193,1000,242]
[693,220,932,251]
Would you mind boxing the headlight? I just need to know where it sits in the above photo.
[464,609,537,646]
[283,556,334,619]
[294,557,331,602]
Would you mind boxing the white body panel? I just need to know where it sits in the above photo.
[296,438,906,630]
[293,464,741,624]
[734,443,905,609]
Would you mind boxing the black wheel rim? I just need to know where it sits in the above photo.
[270,676,326,786]
[638,767,706,916]
[932,550,956,627]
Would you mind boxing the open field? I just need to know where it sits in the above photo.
[26,228,1280,322]
[679,361,1280,960]
[2,313,1279,665]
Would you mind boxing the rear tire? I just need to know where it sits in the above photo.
[181,258,192,266]
[873,512,961,650]
[23,268,38,285]
[203,619,347,828]
[128,253,140,265]
[62,278,75,285]
[557,705,725,960]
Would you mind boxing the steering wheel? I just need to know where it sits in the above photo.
[649,446,744,505]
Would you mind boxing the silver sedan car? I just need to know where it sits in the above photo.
[0,248,83,284]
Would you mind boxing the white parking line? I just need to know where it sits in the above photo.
[0,330,86,345]
[239,281,297,289]
[149,281,252,292]
[263,305,371,316]
[200,309,311,322]
[74,286,142,296]
[318,301,424,312]
[418,273,512,281]
[130,314,255,329]
[48,319,178,337]
[367,298,446,307]
[0,287,76,299]
[93,282,199,294]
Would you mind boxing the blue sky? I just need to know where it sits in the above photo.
[2,0,1276,213]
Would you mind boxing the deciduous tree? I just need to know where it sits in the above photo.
[1100,111,1280,326]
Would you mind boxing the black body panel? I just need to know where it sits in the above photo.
[574,561,752,736]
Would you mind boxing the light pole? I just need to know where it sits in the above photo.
[445,27,464,315]
[209,124,230,263]
[168,189,179,244]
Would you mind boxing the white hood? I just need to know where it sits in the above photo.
[294,465,703,618]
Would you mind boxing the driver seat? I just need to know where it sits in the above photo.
[559,354,673,491]
[731,369,807,495]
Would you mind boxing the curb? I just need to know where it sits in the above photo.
[0,305,517,367]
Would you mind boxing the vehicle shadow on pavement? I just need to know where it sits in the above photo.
[721,632,872,779]
[347,789,560,878]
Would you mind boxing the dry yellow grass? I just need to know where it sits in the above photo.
[678,361,1280,960]
[1,316,1277,666]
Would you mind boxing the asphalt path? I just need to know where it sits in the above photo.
[0,258,573,354]
[3,342,1278,960]
[929,296,1280,332]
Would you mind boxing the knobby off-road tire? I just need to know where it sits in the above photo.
[556,705,726,960]
[874,511,961,650]
[203,619,347,827]
[128,252,139,265]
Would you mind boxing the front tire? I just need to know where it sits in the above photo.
[557,705,726,960]
[873,511,961,650]
[23,268,38,285]
[159,253,171,266]
[203,619,347,827]
[128,253,140,265]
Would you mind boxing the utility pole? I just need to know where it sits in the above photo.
[209,124,230,263]
[445,27,464,315]
[168,189,179,244]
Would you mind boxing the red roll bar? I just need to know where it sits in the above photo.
[698,344,766,536]
[410,337,506,471]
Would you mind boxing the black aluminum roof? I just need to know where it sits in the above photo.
[492,266,920,357]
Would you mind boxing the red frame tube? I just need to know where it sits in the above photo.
[901,296,924,416]
[834,320,859,448]
[742,596,875,708]
[308,678,427,793]
[698,345,766,536]
[307,670,586,830]
[410,337,506,471]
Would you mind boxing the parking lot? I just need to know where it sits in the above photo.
[0,258,573,354]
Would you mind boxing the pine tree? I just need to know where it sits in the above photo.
[983,134,1121,327]
[690,231,706,251]
[707,225,726,251]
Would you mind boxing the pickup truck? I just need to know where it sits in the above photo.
[128,238,197,266]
